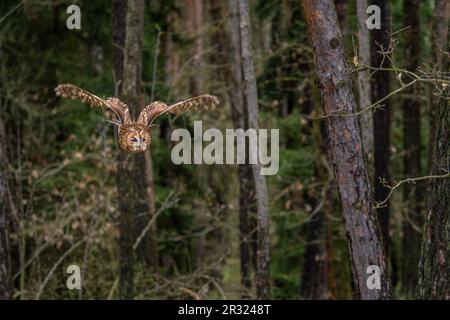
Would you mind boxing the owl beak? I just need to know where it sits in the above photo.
[138,139,147,151]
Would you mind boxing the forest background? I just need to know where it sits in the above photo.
[0,0,448,300]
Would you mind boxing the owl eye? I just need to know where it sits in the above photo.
[142,137,146,142]
[131,137,137,142]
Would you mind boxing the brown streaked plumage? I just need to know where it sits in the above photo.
[55,84,219,153]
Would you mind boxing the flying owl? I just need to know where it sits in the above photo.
[55,84,219,153]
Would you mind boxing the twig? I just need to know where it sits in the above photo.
[179,287,201,300]
[133,191,179,250]
[374,172,450,208]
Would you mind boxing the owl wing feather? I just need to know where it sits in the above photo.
[137,94,219,126]
[136,101,168,127]
[55,84,131,124]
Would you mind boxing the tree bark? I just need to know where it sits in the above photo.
[370,0,391,255]
[300,207,329,299]
[0,114,11,299]
[300,79,332,300]
[144,151,158,274]
[428,0,450,167]
[416,24,450,301]
[112,0,127,94]
[227,0,256,298]
[113,0,148,299]
[238,0,271,300]
[334,0,348,33]
[302,0,391,299]
[401,0,423,298]
[187,0,204,96]
[356,0,373,168]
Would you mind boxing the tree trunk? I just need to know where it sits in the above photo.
[238,0,271,300]
[300,79,332,300]
[144,151,158,274]
[0,114,11,299]
[356,0,373,168]
[370,0,391,255]
[428,0,450,167]
[227,0,255,298]
[401,0,423,298]
[187,0,204,96]
[416,24,450,301]
[334,0,347,32]
[302,0,391,299]
[112,0,127,94]
[300,207,329,299]
[113,0,148,299]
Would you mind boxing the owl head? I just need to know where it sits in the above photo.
[119,124,152,153]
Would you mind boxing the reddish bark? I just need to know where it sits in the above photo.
[302,0,391,299]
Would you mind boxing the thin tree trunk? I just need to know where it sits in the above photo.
[401,0,423,298]
[300,202,329,299]
[126,3,149,267]
[227,0,254,298]
[0,114,11,299]
[145,25,161,275]
[112,0,132,299]
[144,151,158,274]
[370,0,391,255]
[300,80,331,300]
[301,211,328,299]
[114,0,147,299]
[164,10,180,87]
[238,0,271,300]
[112,0,127,94]
[193,10,206,266]
[416,24,450,300]
[187,0,204,96]
[334,0,347,32]
[302,0,391,299]
[356,0,373,168]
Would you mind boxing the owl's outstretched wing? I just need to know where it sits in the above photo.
[55,84,131,125]
[137,94,219,126]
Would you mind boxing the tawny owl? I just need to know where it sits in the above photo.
[55,84,219,153]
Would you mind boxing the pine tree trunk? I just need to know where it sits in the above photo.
[370,0,391,255]
[401,0,423,298]
[0,114,11,299]
[416,24,450,300]
[302,0,391,299]
[356,0,373,168]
